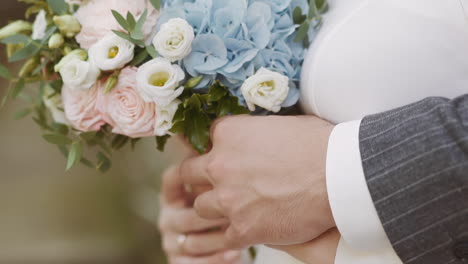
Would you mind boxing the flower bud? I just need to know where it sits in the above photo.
[103,71,119,94]
[54,49,87,72]
[53,15,81,38]
[48,33,64,49]
[19,58,39,78]
[0,20,32,39]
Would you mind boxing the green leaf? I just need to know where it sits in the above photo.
[47,0,68,15]
[112,30,133,42]
[9,41,42,62]
[80,158,94,168]
[146,45,158,58]
[43,134,72,145]
[185,76,204,89]
[13,108,32,120]
[308,0,318,18]
[316,0,328,13]
[96,152,111,173]
[150,0,161,10]
[130,48,149,66]
[0,64,12,80]
[294,21,310,43]
[11,78,26,99]
[111,135,129,150]
[156,135,170,152]
[127,12,137,30]
[130,138,140,150]
[112,10,130,31]
[185,109,211,154]
[131,9,147,40]
[66,141,83,171]
[0,34,30,44]
[293,7,307,24]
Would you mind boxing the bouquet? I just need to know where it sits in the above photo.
[0,0,327,172]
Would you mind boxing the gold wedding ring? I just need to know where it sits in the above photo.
[184,184,193,194]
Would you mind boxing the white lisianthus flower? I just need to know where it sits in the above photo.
[153,18,194,62]
[59,58,100,91]
[241,68,290,113]
[32,10,47,40]
[136,58,185,106]
[54,49,88,72]
[43,86,70,125]
[88,33,135,71]
[155,99,180,136]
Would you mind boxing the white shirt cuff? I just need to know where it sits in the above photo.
[326,120,391,251]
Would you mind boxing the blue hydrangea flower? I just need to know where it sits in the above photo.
[158,0,319,111]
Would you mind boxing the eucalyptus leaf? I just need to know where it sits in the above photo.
[112,10,130,31]
[0,34,30,44]
[9,41,41,62]
[0,64,12,80]
[11,78,26,99]
[47,0,68,15]
[96,152,111,173]
[43,134,72,145]
[66,141,83,171]
[146,45,158,58]
[13,108,32,120]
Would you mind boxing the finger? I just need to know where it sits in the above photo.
[169,251,242,264]
[180,154,212,185]
[194,190,225,220]
[161,166,185,205]
[164,232,230,256]
[164,207,228,233]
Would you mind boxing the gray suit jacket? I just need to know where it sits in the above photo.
[360,94,468,264]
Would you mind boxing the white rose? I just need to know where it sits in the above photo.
[241,68,290,113]
[59,58,100,91]
[136,58,185,106]
[43,86,70,125]
[155,99,180,136]
[153,18,194,62]
[88,33,135,71]
[32,10,47,40]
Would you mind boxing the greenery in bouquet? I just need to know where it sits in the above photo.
[0,0,328,172]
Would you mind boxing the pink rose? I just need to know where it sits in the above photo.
[74,0,159,49]
[98,67,158,138]
[62,82,106,132]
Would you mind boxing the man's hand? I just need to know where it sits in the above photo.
[271,229,340,264]
[179,115,336,248]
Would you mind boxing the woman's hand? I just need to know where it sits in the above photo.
[159,166,245,264]
[272,229,340,264]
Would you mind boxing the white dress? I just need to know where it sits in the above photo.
[255,0,468,263]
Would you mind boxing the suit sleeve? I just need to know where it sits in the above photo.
[359,94,468,264]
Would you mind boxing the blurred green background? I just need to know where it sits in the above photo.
[0,1,186,263]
